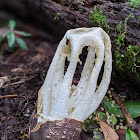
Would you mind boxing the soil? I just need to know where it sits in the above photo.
[0,23,58,139]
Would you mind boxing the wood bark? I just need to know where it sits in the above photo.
[29,110,84,140]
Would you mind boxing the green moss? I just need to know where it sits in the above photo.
[128,0,140,10]
[115,13,139,79]
[137,16,140,27]
[115,45,140,79]
[89,6,110,34]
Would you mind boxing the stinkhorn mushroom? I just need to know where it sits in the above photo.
[29,27,112,140]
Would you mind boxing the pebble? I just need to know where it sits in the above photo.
[119,123,123,126]
[110,88,114,91]
[124,126,127,129]
[88,115,92,119]
[120,126,124,129]
[101,107,104,111]
[120,119,124,122]
[109,95,112,98]
[108,90,111,94]
[106,112,109,115]
[116,125,119,130]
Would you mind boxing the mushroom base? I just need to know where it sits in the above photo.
[29,117,82,140]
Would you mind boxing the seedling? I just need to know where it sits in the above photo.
[0,20,31,51]
[115,14,135,71]
[89,6,110,34]
[128,0,140,10]
[137,16,140,27]
[126,128,139,140]
[54,13,61,20]
[30,27,112,139]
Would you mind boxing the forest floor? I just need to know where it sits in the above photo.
[0,18,139,140]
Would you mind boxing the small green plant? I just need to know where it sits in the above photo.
[125,45,140,76]
[82,119,90,132]
[54,12,61,20]
[89,6,110,34]
[0,20,31,51]
[128,0,140,10]
[115,45,140,78]
[137,16,140,27]
[115,13,134,71]
[115,13,134,45]
[115,21,122,33]
[126,128,139,140]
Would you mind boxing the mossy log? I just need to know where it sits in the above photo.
[0,0,139,46]
[0,0,140,86]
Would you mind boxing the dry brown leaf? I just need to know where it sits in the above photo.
[97,115,119,140]
[0,76,8,88]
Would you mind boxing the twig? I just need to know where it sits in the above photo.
[0,94,18,99]
[3,74,13,95]
[2,75,35,88]
[3,120,7,140]
[112,91,140,137]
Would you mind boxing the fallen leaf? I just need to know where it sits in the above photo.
[0,76,8,88]
[97,115,119,140]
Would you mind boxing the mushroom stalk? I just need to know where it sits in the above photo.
[29,27,112,140]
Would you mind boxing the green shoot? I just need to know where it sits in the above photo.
[115,13,134,71]
[0,20,31,51]
[126,128,139,140]
[128,0,140,10]
[54,13,61,20]
[137,16,140,27]
[89,6,110,34]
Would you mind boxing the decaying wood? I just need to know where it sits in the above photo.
[29,111,82,140]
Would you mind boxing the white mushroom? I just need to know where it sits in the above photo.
[31,27,112,133]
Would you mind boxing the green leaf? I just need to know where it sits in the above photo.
[8,20,16,30]
[126,128,140,140]
[125,101,140,118]
[103,99,124,118]
[82,119,90,132]
[15,37,27,50]
[14,30,31,37]
[7,32,15,47]
[103,100,140,118]
[96,111,106,120]
[0,31,9,42]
